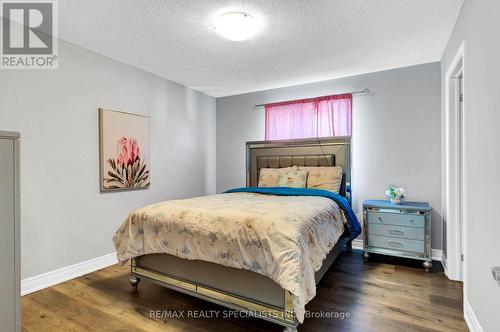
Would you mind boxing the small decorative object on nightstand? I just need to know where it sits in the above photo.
[385,186,406,204]
[362,200,432,272]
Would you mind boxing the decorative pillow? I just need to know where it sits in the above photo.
[277,169,308,188]
[258,166,298,187]
[258,168,280,187]
[299,166,343,193]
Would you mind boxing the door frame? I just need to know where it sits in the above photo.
[443,40,466,282]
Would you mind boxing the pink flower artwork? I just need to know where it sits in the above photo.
[116,137,140,167]
[103,137,150,190]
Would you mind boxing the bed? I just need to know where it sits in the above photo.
[113,137,359,332]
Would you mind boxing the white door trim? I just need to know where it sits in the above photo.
[443,40,466,284]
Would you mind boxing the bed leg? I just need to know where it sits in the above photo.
[129,275,141,290]
[283,326,298,332]
[345,240,353,253]
[423,260,433,272]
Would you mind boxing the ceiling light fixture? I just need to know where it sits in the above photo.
[214,12,259,41]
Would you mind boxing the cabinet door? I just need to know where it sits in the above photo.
[0,139,15,332]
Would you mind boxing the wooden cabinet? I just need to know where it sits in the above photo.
[362,199,432,272]
[0,131,20,331]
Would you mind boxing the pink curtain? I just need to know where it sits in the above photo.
[265,93,352,140]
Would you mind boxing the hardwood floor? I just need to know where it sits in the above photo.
[22,250,468,332]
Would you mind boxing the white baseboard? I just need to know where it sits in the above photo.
[441,253,449,276]
[431,249,443,262]
[21,252,118,296]
[352,239,364,250]
[349,239,442,261]
[464,299,484,332]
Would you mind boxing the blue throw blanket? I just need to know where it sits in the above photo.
[224,187,361,240]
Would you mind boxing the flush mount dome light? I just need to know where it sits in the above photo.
[214,12,259,41]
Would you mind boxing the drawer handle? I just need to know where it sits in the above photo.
[388,241,404,247]
[378,217,383,222]
[388,230,404,236]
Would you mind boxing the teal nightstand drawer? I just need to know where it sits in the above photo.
[369,223,425,240]
[367,211,425,228]
[368,235,424,253]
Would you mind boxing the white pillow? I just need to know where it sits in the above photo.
[298,166,343,193]
[277,169,308,188]
[258,166,298,187]
[258,168,280,187]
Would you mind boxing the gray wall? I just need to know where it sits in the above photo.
[217,63,443,249]
[0,40,216,279]
[441,0,500,329]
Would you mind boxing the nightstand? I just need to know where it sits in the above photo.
[362,200,432,272]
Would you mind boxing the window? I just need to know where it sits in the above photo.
[265,93,352,140]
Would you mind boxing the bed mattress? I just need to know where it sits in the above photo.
[113,191,346,322]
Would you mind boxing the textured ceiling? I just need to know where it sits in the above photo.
[58,0,463,97]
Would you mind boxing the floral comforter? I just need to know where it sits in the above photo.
[113,192,346,322]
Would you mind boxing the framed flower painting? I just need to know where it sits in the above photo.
[99,109,150,192]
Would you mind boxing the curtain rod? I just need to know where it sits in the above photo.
[252,88,370,108]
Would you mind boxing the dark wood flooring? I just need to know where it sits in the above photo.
[22,250,468,332]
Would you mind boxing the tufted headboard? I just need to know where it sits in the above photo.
[246,137,351,199]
